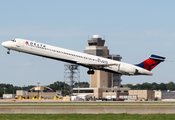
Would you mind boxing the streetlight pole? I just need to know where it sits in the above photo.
[37,82,40,98]
[3,87,6,94]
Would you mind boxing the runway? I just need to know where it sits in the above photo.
[0,100,175,106]
[1,100,175,114]
[0,106,175,114]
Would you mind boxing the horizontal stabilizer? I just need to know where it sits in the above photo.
[149,54,165,62]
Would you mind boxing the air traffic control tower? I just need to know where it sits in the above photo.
[84,35,122,88]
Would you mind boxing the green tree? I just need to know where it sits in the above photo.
[141,82,151,90]
[167,82,175,90]
[158,83,167,90]
[151,82,159,90]
[0,84,22,97]
[48,81,70,96]
[126,84,134,89]
[74,82,89,88]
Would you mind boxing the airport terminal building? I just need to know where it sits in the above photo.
[73,87,130,99]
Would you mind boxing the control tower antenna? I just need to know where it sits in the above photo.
[64,64,80,95]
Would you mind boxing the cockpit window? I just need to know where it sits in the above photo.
[11,39,16,42]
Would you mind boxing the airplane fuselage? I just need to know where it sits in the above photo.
[2,38,153,76]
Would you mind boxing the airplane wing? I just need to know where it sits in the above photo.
[76,61,117,69]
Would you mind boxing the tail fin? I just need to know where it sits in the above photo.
[136,54,165,71]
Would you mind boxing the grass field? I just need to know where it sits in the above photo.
[0,114,175,120]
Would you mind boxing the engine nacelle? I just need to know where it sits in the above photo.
[119,63,137,75]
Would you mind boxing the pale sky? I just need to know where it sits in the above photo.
[0,0,175,86]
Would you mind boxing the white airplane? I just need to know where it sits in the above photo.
[2,38,165,76]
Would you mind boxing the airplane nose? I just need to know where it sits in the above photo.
[2,42,5,47]
[2,41,9,48]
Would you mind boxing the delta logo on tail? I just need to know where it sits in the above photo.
[136,54,165,71]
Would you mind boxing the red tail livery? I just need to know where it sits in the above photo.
[136,54,165,71]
